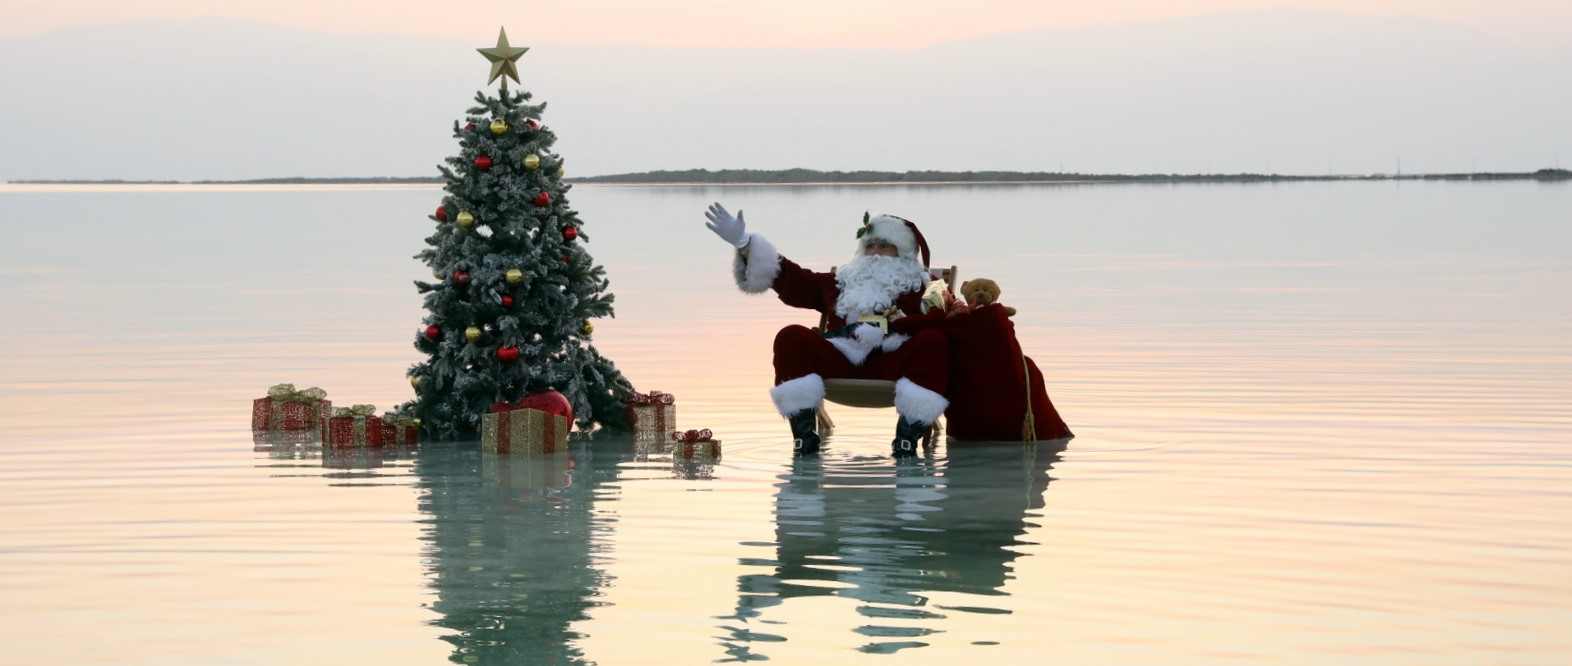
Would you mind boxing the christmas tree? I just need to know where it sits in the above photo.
[406,28,634,441]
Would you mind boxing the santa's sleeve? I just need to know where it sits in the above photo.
[732,233,832,312]
[732,232,781,293]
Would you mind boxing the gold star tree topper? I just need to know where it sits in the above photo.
[478,27,529,91]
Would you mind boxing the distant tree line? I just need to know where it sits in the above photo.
[12,168,1568,186]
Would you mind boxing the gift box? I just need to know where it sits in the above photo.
[626,390,676,436]
[326,404,384,448]
[481,404,569,455]
[251,383,331,431]
[380,413,420,447]
[671,429,721,460]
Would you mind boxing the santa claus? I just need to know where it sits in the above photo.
[705,202,951,457]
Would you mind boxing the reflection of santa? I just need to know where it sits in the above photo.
[706,204,951,457]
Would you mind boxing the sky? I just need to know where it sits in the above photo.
[2,2,1568,179]
[6,0,1571,49]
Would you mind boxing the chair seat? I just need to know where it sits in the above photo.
[823,379,898,408]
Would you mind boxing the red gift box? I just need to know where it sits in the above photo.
[251,383,331,431]
[379,413,420,447]
[326,405,384,448]
[481,403,569,455]
[626,390,676,436]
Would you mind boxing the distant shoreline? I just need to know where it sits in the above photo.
[9,168,1570,186]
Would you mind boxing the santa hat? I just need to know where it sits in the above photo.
[857,213,930,267]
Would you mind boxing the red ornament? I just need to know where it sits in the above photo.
[562,227,578,241]
[453,270,470,286]
[501,294,515,308]
[435,207,448,222]
[561,254,570,263]
[533,191,551,207]
[497,346,521,363]
[475,155,493,171]
[517,390,573,425]
[527,119,539,130]
[424,325,441,341]
[465,123,476,131]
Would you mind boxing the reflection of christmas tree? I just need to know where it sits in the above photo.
[417,443,627,665]
[407,28,634,440]
[722,442,1063,658]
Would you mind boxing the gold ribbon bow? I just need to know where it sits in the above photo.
[332,404,377,418]
[267,383,327,405]
[382,413,419,428]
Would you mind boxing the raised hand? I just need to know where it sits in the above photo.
[704,202,750,249]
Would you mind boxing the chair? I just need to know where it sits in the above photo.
[815,266,957,447]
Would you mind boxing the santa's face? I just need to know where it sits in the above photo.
[862,238,900,257]
[834,252,931,321]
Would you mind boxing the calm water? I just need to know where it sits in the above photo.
[1,181,1569,664]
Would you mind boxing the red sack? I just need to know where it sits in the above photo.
[936,305,1072,442]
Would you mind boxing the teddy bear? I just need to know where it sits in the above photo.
[952,278,1016,317]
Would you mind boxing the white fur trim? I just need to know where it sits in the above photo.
[880,332,909,353]
[861,215,918,262]
[732,232,781,293]
[827,324,883,366]
[770,373,825,416]
[893,378,949,424]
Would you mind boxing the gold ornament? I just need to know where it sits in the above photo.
[505,268,524,284]
[478,27,529,90]
[489,118,508,135]
[433,270,445,280]
[557,163,565,178]
[581,321,594,336]
[465,326,482,343]
[456,211,475,228]
[410,376,422,389]
[523,153,541,170]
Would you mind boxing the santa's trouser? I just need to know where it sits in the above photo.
[768,324,951,425]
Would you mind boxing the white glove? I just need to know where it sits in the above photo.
[704,202,750,249]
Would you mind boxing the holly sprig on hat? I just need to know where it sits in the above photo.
[855,211,872,239]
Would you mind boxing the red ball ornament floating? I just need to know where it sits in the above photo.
[533,191,551,207]
[475,155,493,171]
[497,346,521,363]
[501,294,515,308]
[424,325,441,341]
[517,389,573,425]
[562,227,578,241]
[452,270,470,286]
[435,207,448,222]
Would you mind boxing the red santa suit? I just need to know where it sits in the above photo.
[732,215,952,427]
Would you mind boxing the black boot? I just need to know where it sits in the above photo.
[891,416,928,458]
[788,408,821,456]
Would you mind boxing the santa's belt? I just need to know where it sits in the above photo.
[824,316,888,338]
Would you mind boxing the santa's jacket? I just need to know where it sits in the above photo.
[733,233,945,335]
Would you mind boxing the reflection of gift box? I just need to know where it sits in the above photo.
[326,405,384,448]
[323,447,387,470]
[481,406,568,454]
[633,431,673,460]
[481,452,573,489]
[626,390,676,436]
[379,413,420,447]
[251,383,331,431]
[671,429,721,460]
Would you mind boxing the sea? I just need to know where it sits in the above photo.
[1,179,1568,664]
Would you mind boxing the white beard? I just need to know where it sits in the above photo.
[834,255,930,321]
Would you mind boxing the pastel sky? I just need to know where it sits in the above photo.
[7,0,1571,48]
